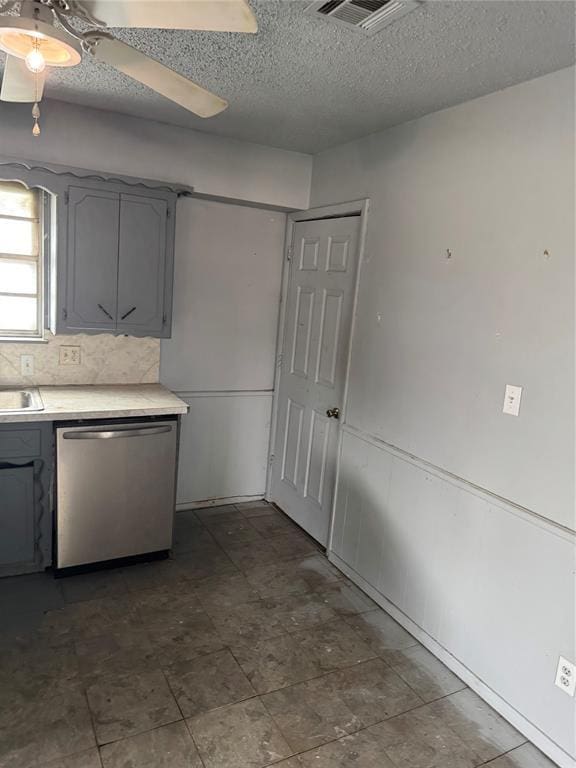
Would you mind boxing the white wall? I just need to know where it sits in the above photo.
[161,198,285,506]
[0,99,312,210]
[310,67,575,765]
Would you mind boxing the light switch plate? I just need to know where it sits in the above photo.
[59,345,81,366]
[503,384,522,416]
[20,354,34,377]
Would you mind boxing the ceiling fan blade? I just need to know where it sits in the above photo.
[91,37,227,117]
[1,55,45,102]
[80,0,257,33]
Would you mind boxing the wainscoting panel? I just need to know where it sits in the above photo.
[331,426,576,766]
[176,392,272,507]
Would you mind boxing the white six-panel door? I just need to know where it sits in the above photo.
[270,215,361,544]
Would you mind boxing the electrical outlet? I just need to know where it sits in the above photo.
[59,346,81,366]
[555,656,576,697]
[503,384,522,416]
[20,355,34,377]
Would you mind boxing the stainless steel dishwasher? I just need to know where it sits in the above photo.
[56,418,178,571]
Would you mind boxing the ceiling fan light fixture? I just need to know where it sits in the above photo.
[0,15,82,68]
[1,0,256,124]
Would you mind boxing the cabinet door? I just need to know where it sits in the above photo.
[0,466,35,569]
[116,194,168,336]
[65,186,119,330]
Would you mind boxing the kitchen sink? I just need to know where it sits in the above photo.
[0,388,44,414]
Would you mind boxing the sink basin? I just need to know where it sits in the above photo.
[0,388,44,414]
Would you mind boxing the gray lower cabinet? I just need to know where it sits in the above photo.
[60,182,176,338]
[0,423,53,577]
[0,467,35,568]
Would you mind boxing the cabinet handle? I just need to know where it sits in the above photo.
[121,306,137,320]
[97,303,113,320]
[63,425,172,440]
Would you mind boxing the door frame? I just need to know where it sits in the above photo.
[265,198,370,546]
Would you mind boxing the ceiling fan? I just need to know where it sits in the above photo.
[0,0,257,134]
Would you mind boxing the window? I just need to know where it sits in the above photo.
[0,181,44,339]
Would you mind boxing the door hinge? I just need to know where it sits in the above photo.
[268,453,275,466]
[286,247,293,262]
[162,312,167,325]
[166,208,171,219]
[64,191,69,205]
[62,308,68,320]
[276,352,283,369]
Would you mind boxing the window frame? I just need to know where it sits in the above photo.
[0,183,48,342]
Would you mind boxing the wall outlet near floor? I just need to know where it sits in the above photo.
[555,656,576,696]
[20,354,34,377]
[59,345,81,366]
[502,384,522,416]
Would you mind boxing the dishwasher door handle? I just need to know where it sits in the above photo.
[62,425,173,440]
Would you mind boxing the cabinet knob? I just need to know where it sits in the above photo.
[326,407,340,420]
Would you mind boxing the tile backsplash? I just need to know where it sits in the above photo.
[0,332,160,386]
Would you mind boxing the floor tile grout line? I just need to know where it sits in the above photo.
[67,616,459,721]
[95,716,187,755]
[162,645,258,711]
[475,741,530,767]
[4,581,419,676]
[79,631,187,752]
[182,716,209,768]
[220,641,463,724]
[3,592,424,701]
[58,542,329,603]
[255,682,524,768]
[255,690,446,767]
[57,575,366,630]
[80,682,102,763]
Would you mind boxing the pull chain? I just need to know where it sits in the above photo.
[32,48,41,137]
[32,99,40,136]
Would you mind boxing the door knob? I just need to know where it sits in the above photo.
[326,407,340,419]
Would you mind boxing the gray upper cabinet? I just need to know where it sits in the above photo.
[117,194,168,336]
[59,181,176,338]
[65,187,120,331]
[0,158,186,339]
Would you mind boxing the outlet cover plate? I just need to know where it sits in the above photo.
[555,656,576,697]
[59,346,81,366]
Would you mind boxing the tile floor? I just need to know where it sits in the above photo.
[0,501,557,768]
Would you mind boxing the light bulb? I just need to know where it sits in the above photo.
[32,121,40,137]
[25,45,45,74]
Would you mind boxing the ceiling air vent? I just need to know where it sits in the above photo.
[307,0,421,35]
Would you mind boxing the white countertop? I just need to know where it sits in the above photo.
[0,384,188,424]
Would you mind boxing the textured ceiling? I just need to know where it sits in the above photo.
[1,0,575,153]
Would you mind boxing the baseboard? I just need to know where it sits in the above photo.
[328,552,576,768]
[176,494,264,511]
